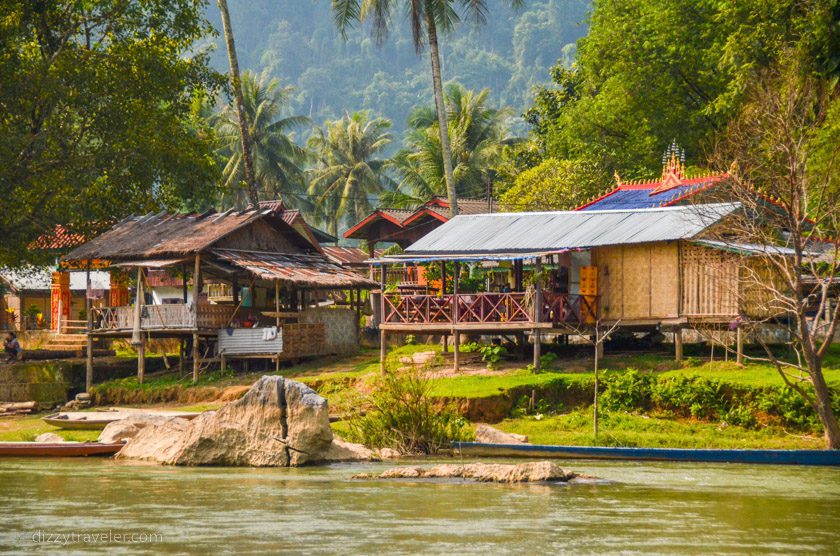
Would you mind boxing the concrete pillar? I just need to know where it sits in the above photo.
[736,327,744,366]
[453,261,460,372]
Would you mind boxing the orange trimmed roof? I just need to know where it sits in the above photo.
[344,197,497,241]
[30,225,88,251]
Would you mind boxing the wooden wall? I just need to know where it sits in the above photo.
[591,242,680,321]
[680,243,739,318]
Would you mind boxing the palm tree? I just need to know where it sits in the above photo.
[216,72,310,208]
[217,0,259,208]
[307,112,394,238]
[331,0,524,218]
[385,84,513,206]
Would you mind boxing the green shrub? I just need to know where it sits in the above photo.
[345,366,473,454]
[651,375,725,419]
[601,369,654,412]
[723,405,758,429]
[479,344,506,370]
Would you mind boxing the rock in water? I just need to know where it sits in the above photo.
[323,436,375,461]
[116,376,336,467]
[374,462,575,483]
[474,424,529,445]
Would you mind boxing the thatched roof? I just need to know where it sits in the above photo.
[64,206,315,262]
[211,249,377,289]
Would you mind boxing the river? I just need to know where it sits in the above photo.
[0,458,838,554]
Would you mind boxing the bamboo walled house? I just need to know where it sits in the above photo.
[62,202,376,389]
[373,202,793,370]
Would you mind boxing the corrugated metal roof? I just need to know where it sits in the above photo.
[211,249,377,289]
[0,267,110,291]
[393,203,740,259]
[692,240,800,257]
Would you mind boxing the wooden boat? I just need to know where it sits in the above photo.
[452,442,840,467]
[43,409,201,430]
[0,442,123,457]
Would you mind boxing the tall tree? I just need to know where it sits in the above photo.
[709,63,840,448]
[0,0,222,268]
[307,112,393,237]
[217,0,260,208]
[331,0,524,217]
[216,72,310,208]
[386,84,512,206]
[524,0,839,182]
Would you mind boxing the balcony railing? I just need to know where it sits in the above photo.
[383,292,598,326]
[92,304,237,331]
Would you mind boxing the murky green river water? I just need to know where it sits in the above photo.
[0,458,838,554]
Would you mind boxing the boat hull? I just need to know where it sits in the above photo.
[0,442,123,457]
[453,442,840,466]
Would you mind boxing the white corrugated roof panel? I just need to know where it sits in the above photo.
[398,203,740,258]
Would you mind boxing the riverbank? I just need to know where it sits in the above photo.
[5,343,837,450]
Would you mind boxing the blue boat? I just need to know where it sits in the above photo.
[452,442,840,467]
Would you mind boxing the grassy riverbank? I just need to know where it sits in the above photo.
[4,343,838,449]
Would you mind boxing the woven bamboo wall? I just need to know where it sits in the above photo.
[281,323,326,359]
[740,259,789,318]
[591,242,679,320]
[680,243,739,317]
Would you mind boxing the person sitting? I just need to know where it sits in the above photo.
[4,332,22,363]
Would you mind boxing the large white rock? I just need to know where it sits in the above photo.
[98,414,181,444]
[115,376,362,467]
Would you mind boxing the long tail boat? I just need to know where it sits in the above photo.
[452,442,840,467]
[0,442,123,457]
[42,409,200,430]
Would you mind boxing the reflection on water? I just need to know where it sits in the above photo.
[0,457,838,554]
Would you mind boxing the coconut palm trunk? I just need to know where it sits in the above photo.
[217,0,260,208]
[424,11,458,218]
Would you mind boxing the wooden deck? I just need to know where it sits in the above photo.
[91,304,235,334]
[381,292,597,330]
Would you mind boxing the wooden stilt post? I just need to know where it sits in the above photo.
[453,261,460,372]
[736,326,743,366]
[533,257,542,371]
[192,254,201,384]
[380,264,387,374]
[275,280,281,374]
[132,267,145,384]
[675,328,683,362]
[85,266,93,392]
[440,260,448,353]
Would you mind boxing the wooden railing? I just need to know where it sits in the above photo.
[541,292,598,325]
[383,292,598,326]
[92,304,237,331]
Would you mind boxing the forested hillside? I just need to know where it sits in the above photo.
[205,0,590,136]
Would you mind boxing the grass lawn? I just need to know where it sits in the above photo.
[494,410,825,450]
